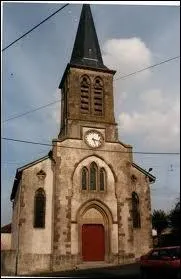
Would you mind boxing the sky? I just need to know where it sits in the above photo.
[1,1,180,226]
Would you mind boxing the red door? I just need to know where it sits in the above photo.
[82,224,105,261]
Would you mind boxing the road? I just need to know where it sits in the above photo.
[31,263,141,278]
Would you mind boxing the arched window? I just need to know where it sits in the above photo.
[34,188,46,228]
[93,77,103,116]
[132,192,141,228]
[80,75,90,114]
[82,167,88,190]
[100,168,106,191]
[81,163,106,192]
[90,162,97,190]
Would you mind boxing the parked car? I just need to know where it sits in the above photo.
[139,246,180,279]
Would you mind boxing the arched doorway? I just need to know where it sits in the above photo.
[77,202,113,262]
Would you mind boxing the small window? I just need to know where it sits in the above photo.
[90,162,97,190]
[131,175,137,183]
[82,167,88,190]
[100,168,105,191]
[132,192,141,228]
[34,188,46,228]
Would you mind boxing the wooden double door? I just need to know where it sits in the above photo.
[82,224,105,261]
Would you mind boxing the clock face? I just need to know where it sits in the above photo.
[84,130,104,148]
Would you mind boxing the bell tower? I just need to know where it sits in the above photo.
[58,4,118,142]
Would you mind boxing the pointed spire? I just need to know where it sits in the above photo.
[70,4,107,69]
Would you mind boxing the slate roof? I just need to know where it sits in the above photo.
[1,223,11,233]
[59,4,116,89]
[70,4,108,70]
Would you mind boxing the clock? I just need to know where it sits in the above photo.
[84,130,104,148]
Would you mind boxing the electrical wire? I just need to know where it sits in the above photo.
[2,55,180,123]
[115,55,180,80]
[1,137,180,155]
[3,100,60,122]
[2,4,69,52]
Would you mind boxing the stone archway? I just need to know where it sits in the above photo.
[76,200,113,262]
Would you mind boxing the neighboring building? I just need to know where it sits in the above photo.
[3,4,156,275]
[1,224,11,250]
[152,229,157,237]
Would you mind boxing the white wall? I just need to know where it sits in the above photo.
[1,233,11,250]
[17,158,53,254]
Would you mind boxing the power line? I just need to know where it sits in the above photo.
[2,137,180,155]
[3,100,60,122]
[2,137,51,147]
[2,162,180,167]
[2,55,180,123]
[2,4,69,52]
[115,55,180,80]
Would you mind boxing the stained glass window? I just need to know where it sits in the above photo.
[82,167,88,190]
[100,168,105,191]
[90,162,97,190]
[34,188,46,228]
[132,192,141,228]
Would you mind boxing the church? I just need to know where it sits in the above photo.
[7,4,156,275]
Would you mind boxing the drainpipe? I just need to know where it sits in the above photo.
[15,176,22,276]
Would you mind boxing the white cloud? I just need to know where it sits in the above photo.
[102,37,180,152]
[103,37,152,81]
[139,89,167,110]
[51,104,60,125]
[119,89,180,151]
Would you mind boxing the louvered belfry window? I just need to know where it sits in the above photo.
[34,188,46,228]
[80,75,90,114]
[93,77,103,116]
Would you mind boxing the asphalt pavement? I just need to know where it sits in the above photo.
[28,263,141,278]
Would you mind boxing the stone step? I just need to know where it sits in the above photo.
[76,262,118,270]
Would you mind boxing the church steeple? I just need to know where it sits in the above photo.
[70,4,107,70]
[58,4,117,142]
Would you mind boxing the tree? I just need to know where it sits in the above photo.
[152,209,168,235]
[169,201,180,235]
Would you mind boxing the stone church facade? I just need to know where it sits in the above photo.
[5,4,156,275]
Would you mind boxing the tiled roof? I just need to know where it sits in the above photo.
[1,223,11,233]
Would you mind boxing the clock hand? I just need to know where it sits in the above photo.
[92,138,99,142]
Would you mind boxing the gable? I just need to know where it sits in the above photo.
[10,154,52,201]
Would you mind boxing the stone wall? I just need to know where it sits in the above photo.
[1,251,52,275]
[1,250,16,275]
[17,253,51,275]
[131,167,153,258]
